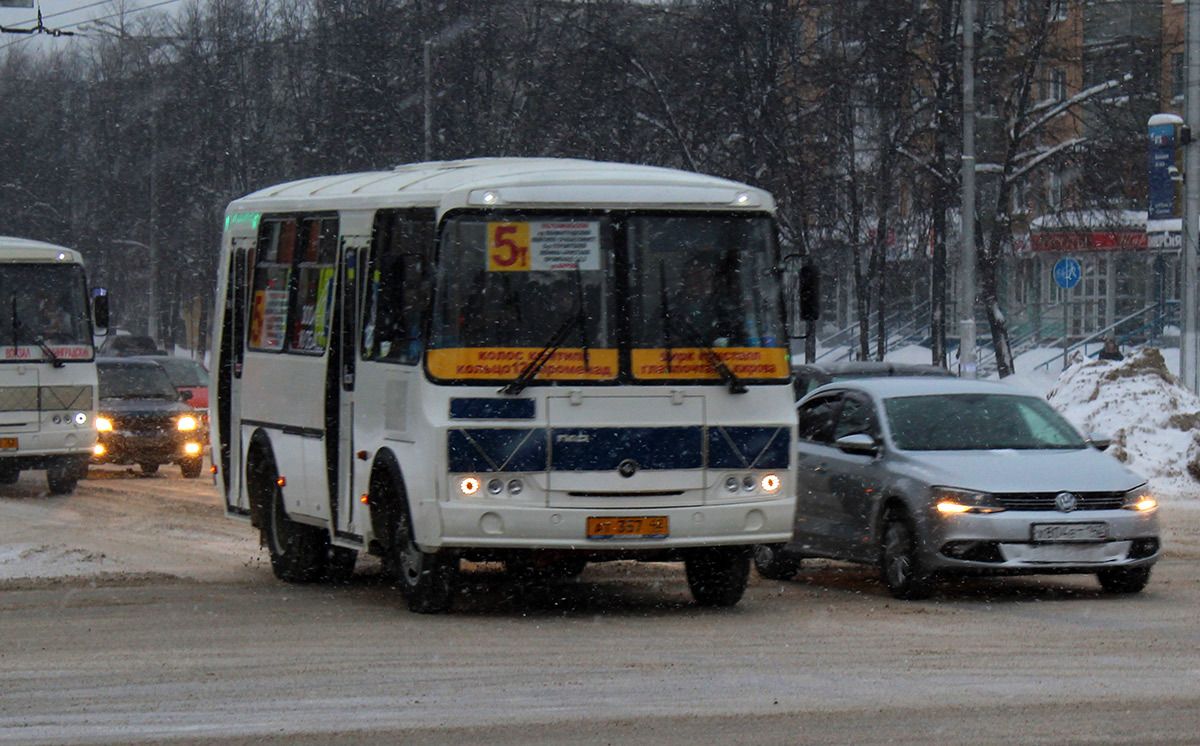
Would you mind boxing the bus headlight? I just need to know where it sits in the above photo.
[177,415,198,431]
[760,473,781,493]
[459,476,481,496]
[74,412,87,425]
[95,417,112,432]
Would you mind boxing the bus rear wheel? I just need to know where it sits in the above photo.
[389,504,456,614]
[685,546,751,607]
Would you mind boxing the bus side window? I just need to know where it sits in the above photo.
[290,217,339,353]
[364,209,435,364]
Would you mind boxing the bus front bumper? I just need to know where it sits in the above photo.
[434,496,795,550]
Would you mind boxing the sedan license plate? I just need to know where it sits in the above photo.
[1031,522,1107,543]
[0,437,16,450]
[587,516,668,539]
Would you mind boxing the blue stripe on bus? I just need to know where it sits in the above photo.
[447,428,547,472]
[707,426,790,469]
[550,427,703,471]
[449,397,536,420]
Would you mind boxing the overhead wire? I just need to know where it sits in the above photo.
[0,0,185,51]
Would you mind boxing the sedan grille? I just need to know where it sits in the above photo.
[994,491,1124,511]
[109,414,175,434]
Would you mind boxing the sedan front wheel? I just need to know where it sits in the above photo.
[880,514,935,600]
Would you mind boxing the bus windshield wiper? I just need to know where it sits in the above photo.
[669,309,747,395]
[501,269,590,396]
[11,296,63,368]
[500,313,579,396]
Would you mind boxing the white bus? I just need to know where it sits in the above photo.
[0,237,108,494]
[212,158,802,612]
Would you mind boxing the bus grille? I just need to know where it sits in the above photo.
[0,386,94,412]
[994,491,1125,511]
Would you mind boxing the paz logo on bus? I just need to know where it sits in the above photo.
[556,432,591,444]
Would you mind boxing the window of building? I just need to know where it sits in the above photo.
[1173,53,1185,100]
[1046,171,1064,210]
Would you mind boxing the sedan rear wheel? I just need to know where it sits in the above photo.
[880,514,935,600]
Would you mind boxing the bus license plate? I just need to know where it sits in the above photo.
[587,516,668,539]
[1031,522,1107,543]
[0,438,16,450]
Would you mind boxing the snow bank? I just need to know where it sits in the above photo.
[1046,347,1200,499]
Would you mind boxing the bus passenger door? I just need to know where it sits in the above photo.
[330,236,369,541]
[218,238,252,514]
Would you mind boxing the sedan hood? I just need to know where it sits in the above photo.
[99,397,193,418]
[890,447,1145,493]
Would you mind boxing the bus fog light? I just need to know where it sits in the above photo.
[52,415,62,424]
[507,479,524,495]
[487,478,503,495]
[742,475,756,492]
[761,473,781,493]
[724,476,740,493]
[184,442,202,455]
[93,444,105,456]
[459,476,481,496]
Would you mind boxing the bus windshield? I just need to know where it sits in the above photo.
[428,216,616,381]
[427,213,787,384]
[0,264,92,352]
[627,215,786,381]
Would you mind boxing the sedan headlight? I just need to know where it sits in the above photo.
[933,486,1005,514]
[177,415,198,431]
[95,417,113,432]
[1121,485,1157,512]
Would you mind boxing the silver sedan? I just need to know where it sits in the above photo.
[755,378,1160,599]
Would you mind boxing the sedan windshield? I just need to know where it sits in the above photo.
[98,364,179,399]
[884,393,1088,451]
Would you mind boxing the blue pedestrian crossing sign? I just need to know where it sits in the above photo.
[1053,258,1081,289]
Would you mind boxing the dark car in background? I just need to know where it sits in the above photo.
[97,334,164,357]
[92,358,205,478]
[136,356,209,410]
[792,360,954,401]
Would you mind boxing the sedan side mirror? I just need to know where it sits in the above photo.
[1087,432,1112,451]
[835,432,879,456]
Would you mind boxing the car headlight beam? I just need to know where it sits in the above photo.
[933,486,1005,514]
[1122,485,1157,512]
[95,417,112,432]
[177,415,198,431]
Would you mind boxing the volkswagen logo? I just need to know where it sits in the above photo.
[1055,491,1078,512]
[618,459,638,478]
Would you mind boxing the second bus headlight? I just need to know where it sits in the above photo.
[177,415,198,431]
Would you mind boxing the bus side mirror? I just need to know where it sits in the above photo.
[93,291,110,335]
[799,264,820,322]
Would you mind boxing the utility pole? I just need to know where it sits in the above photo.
[1183,0,1200,392]
[959,0,977,378]
[423,39,432,162]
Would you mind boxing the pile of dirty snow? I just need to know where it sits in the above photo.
[1047,347,1200,499]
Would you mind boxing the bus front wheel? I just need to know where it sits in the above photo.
[261,478,329,583]
[685,546,751,607]
[389,504,456,614]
